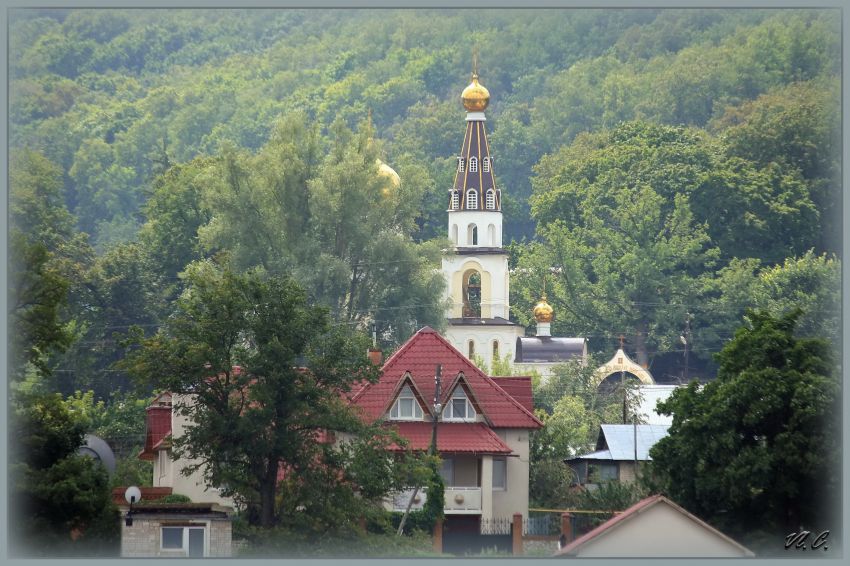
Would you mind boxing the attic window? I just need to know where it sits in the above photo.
[483,157,490,172]
[466,190,478,210]
[451,190,460,210]
[486,189,496,210]
[443,387,476,422]
[458,157,465,172]
[389,384,424,420]
[469,157,478,173]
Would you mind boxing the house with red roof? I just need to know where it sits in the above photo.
[349,326,542,527]
[139,392,234,507]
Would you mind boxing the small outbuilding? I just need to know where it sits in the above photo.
[565,424,670,485]
[554,495,754,557]
[114,488,234,558]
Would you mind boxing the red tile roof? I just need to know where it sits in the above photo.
[491,376,534,413]
[385,422,513,454]
[351,327,542,429]
[554,495,754,556]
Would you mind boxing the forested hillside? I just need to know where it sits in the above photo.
[10,7,840,391]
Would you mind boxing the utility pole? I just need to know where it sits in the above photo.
[398,365,442,536]
[680,312,692,382]
[620,334,627,424]
[431,365,442,455]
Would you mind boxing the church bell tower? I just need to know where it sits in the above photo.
[441,60,524,368]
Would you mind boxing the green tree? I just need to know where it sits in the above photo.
[521,124,721,365]
[646,310,840,554]
[10,390,119,556]
[697,251,840,362]
[529,359,643,507]
[197,114,446,346]
[120,260,416,529]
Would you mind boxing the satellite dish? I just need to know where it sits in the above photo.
[125,486,142,505]
[77,434,116,475]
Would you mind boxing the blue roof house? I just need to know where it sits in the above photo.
[565,424,670,486]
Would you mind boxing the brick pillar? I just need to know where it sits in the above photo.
[560,512,573,548]
[432,518,443,554]
[512,512,523,556]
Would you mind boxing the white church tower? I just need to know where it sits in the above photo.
[441,65,525,369]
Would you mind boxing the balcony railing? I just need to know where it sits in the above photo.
[389,486,482,513]
[444,487,481,512]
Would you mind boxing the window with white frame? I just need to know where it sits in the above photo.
[466,190,478,210]
[486,189,496,210]
[458,157,465,172]
[469,157,478,172]
[443,387,476,421]
[440,457,454,485]
[389,384,424,420]
[493,457,507,490]
[451,190,460,210]
[483,157,490,172]
[161,526,205,557]
[158,450,168,480]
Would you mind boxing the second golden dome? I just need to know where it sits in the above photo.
[533,295,554,323]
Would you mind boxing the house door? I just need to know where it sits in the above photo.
[188,528,205,557]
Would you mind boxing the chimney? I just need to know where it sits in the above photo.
[367,348,383,366]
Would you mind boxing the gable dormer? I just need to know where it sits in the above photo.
[386,375,429,421]
[441,375,485,423]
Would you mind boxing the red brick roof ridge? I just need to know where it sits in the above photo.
[555,495,664,555]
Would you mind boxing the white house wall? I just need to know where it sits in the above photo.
[492,428,531,520]
[445,325,525,370]
[163,394,234,507]
[573,502,752,557]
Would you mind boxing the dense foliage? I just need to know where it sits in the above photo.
[119,261,429,529]
[646,310,840,554]
[7,7,841,552]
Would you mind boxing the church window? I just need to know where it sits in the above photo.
[486,189,496,210]
[468,341,475,358]
[493,340,499,361]
[458,157,465,172]
[389,384,423,420]
[466,190,478,210]
[443,387,476,421]
[483,157,490,172]
[451,191,460,210]
[467,224,478,245]
[469,157,478,173]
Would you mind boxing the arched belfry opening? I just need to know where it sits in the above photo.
[462,270,482,318]
[597,371,642,394]
[467,224,478,246]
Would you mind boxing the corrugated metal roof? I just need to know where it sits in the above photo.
[635,385,680,426]
[598,424,670,461]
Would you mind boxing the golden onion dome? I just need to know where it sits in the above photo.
[533,294,554,323]
[376,159,401,195]
[461,73,490,112]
